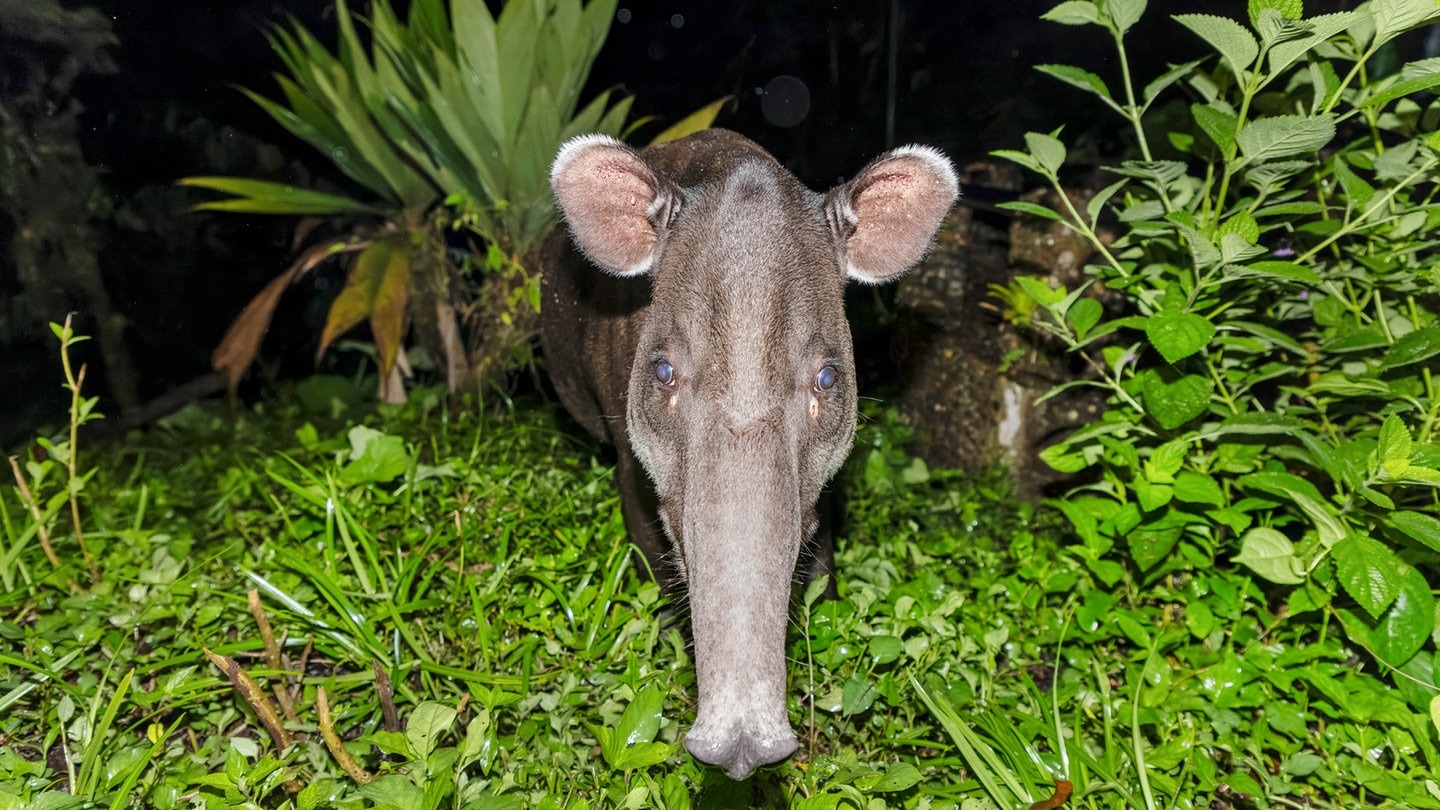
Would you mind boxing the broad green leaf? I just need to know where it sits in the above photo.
[1373,564,1435,668]
[1267,13,1357,78]
[405,701,457,759]
[991,148,1042,173]
[1373,0,1440,46]
[1377,415,1413,464]
[841,675,877,715]
[1104,0,1147,34]
[1386,510,1440,554]
[1219,211,1259,243]
[1015,275,1067,307]
[1220,232,1266,264]
[1147,439,1188,481]
[610,742,676,771]
[1111,159,1188,184]
[1232,527,1305,584]
[1036,64,1112,101]
[1192,103,1238,155]
[869,635,904,665]
[359,775,424,808]
[1379,327,1440,370]
[1174,223,1222,269]
[1024,131,1068,175]
[1067,297,1103,339]
[1116,612,1153,647]
[459,709,493,769]
[1144,311,1216,363]
[1174,14,1259,79]
[1240,470,1347,546]
[1173,471,1224,506]
[870,763,923,792]
[1236,114,1336,163]
[1040,443,1091,473]
[1209,409,1313,435]
[339,425,411,486]
[1139,367,1213,430]
[1318,330,1390,354]
[1244,159,1312,192]
[1253,201,1326,217]
[1041,1,1101,26]
[617,685,665,747]
[1134,478,1174,512]
[1332,533,1404,619]
[1331,157,1376,209]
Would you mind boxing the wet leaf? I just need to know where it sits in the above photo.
[1146,308,1215,358]
[1333,534,1403,618]
[1139,367,1213,429]
[1373,564,1434,668]
[404,702,456,760]
[1232,527,1305,584]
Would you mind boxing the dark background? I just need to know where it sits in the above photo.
[0,0,1338,444]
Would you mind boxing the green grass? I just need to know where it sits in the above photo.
[2,375,1437,808]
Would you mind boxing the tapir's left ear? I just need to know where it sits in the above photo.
[550,134,682,277]
[825,145,959,284]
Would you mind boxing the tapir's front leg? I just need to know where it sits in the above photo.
[614,443,674,587]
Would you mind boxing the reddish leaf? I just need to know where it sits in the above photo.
[1030,781,1073,810]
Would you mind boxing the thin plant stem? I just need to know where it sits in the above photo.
[8,455,60,568]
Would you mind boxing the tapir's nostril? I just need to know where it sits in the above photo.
[684,729,799,780]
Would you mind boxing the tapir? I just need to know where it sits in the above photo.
[540,129,957,780]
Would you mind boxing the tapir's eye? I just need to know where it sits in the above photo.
[816,365,836,392]
[656,360,675,386]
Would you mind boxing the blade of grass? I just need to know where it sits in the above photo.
[77,668,135,799]
[911,675,1031,806]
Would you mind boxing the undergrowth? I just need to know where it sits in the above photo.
[2,350,1436,807]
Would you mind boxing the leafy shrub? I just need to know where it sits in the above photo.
[7,339,1440,804]
[183,0,632,401]
[998,0,1440,702]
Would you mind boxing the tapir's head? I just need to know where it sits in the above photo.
[551,131,956,779]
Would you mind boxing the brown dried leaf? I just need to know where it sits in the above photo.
[211,240,356,395]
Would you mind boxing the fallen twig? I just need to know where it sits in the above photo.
[317,687,374,784]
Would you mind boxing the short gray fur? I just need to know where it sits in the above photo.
[541,129,957,780]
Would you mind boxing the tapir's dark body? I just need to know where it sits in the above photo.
[541,129,956,779]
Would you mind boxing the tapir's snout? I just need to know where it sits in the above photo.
[673,426,804,780]
[685,728,799,781]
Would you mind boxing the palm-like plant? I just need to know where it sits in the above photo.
[183,0,631,401]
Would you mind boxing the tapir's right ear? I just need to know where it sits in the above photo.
[550,134,681,276]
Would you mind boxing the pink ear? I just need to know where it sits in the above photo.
[826,145,959,284]
[550,135,679,276]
